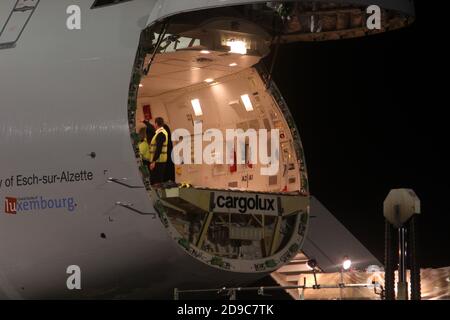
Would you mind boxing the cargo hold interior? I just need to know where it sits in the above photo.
[135,49,302,194]
[127,7,310,263]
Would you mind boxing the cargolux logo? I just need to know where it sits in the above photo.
[4,196,77,214]
[213,193,277,215]
[4,197,17,214]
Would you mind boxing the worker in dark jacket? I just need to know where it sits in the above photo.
[149,117,168,184]
[143,120,155,144]
[163,124,175,182]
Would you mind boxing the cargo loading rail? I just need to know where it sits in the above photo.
[173,281,383,300]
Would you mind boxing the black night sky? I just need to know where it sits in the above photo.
[268,2,449,268]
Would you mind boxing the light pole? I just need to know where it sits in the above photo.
[383,189,421,300]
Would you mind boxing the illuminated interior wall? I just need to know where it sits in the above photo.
[136,68,301,193]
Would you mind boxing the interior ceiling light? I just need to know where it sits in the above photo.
[191,99,203,116]
[204,78,214,83]
[227,40,247,55]
[229,62,238,67]
[240,94,254,112]
[139,83,143,87]
[200,50,211,54]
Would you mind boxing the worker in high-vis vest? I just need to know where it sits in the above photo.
[149,117,169,184]
[138,128,152,170]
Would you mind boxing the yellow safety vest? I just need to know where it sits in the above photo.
[149,127,168,163]
[138,141,152,161]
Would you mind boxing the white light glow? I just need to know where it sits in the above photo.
[240,94,254,112]
[227,40,247,55]
[343,259,352,270]
[229,62,238,67]
[139,83,143,88]
[200,50,211,54]
[191,99,203,116]
[204,78,214,83]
